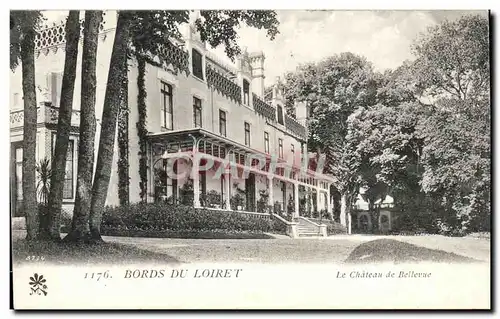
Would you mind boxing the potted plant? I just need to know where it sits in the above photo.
[179,179,194,206]
[230,193,245,211]
[273,201,283,215]
[287,194,295,217]
[257,189,269,213]
[36,157,51,205]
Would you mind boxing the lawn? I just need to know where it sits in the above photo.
[12,230,489,265]
[12,231,181,266]
[344,238,480,264]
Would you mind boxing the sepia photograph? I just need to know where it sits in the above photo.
[9,7,491,310]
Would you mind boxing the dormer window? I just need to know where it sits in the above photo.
[277,105,284,125]
[243,79,250,105]
[192,49,204,80]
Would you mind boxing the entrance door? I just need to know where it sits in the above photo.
[245,173,256,211]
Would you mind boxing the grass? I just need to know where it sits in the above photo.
[12,230,488,265]
[101,228,277,239]
[107,237,361,264]
[12,231,180,266]
[345,238,480,264]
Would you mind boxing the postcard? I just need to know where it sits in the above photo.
[10,9,491,310]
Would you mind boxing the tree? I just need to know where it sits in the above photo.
[64,11,103,242]
[87,10,280,241]
[43,11,81,241]
[280,62,317,116]
[280,53,379,228]
[346,102,426,230]
[10,11,44,240]
[413,14,490,234]
[89,12,132,241]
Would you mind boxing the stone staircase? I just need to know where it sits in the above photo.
[270,214,328,238]
[296,217,326,237]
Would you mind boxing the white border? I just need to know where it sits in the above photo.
[3,2,497,317]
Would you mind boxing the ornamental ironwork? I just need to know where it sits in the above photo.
[206,65,242,103]
[252,93,275,121]
[285,114,307,140]
[155,41,190,75]
[34,19,106,51]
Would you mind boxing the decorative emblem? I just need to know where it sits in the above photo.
[29,273,48,296]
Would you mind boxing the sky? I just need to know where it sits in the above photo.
[43,10,488,86]
[209,10,488,85]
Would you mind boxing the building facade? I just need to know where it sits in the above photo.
[10,12,335,222]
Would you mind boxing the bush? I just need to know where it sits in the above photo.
[101,202,287,235]
[38,204,73,232]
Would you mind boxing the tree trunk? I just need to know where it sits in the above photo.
[136,57,148,202]
[20,23,38,241]
[64,11,102,243]
[340,193,352,234]
[43,11,80,241]
[117,51,130,207]
[89,13,131,241]
[368,200,379,232]
[340,193,347,227]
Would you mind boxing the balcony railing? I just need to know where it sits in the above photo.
[34,19,106,51]
[10,103,81,129]
[253,93,276,121]
[206,64,242,103]
[285,114,307,140]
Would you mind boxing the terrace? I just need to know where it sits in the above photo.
[10,103,81,130]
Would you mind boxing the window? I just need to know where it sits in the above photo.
[63,140,74,199]
[278,138,283,158]
[219,110,227,137]
[161,82,173,130]
[291,144,295,162]
[167,160,178,202]
[264,132,270,153]
[244,122,251,146]
[277,105,284,125]
[192,49,204,80]
[193,97,202,128]
[243,79,250,105]
[51,134,75,199]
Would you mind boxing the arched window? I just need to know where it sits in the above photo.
[277,105,284,125]
[243,79,250,105]
[192,49,204,80]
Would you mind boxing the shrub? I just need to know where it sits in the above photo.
[101,202,287,235]
[38,204,72,232]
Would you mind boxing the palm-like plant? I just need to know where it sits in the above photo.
[36,158,51,205]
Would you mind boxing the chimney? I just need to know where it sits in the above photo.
[295,100,308,126]
[249,51,265,97]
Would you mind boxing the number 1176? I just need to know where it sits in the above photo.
[84,271,110,281]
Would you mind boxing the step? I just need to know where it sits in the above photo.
[298,233,321,237]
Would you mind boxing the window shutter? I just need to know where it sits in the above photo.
[56,72,63,107]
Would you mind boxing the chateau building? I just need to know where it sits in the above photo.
[10,12,336,228]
